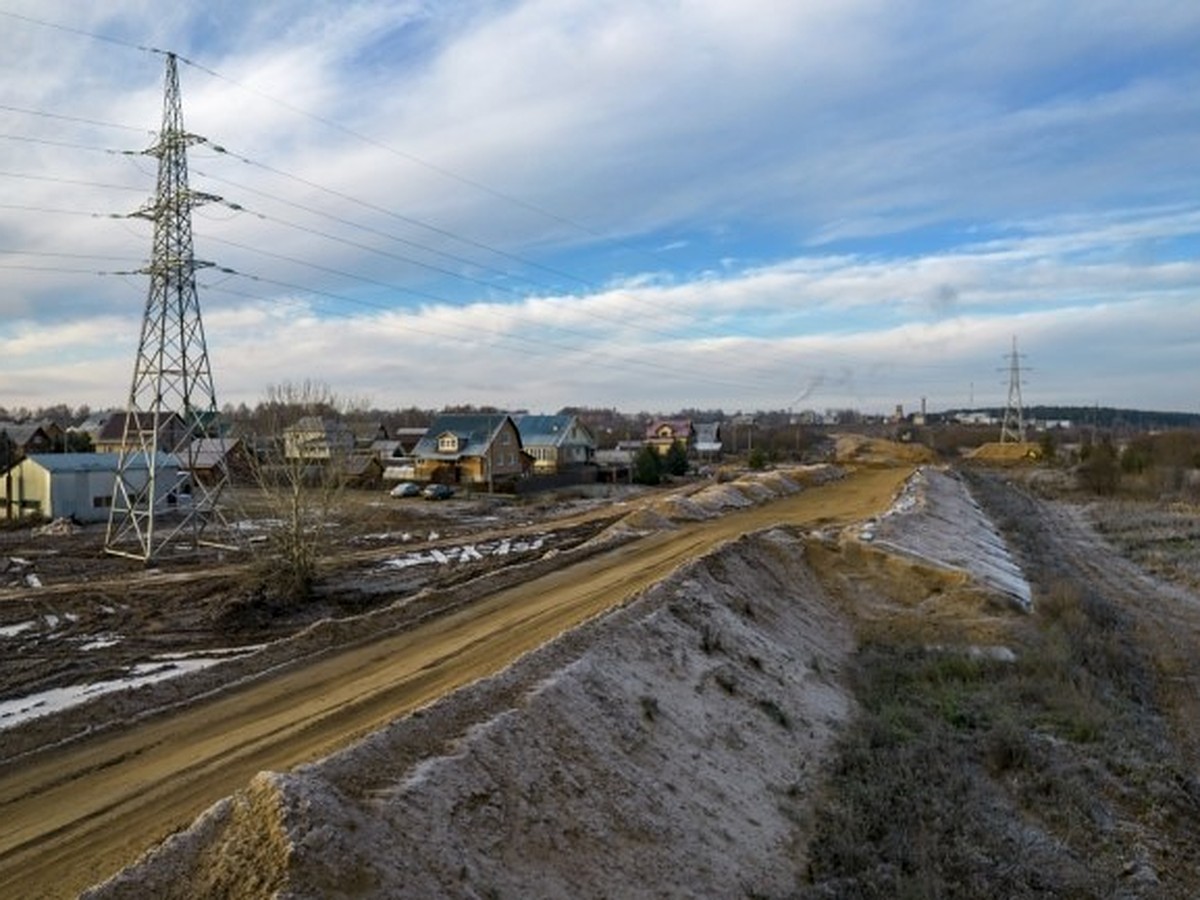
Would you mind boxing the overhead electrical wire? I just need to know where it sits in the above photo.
[0,12,933,402]
[0,122,745,352]
[0,99,795,372]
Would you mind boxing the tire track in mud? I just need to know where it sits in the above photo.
[0,466,910,899]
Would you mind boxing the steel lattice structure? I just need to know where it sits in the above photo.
[105,53,229,561]
[999,335,1026,444]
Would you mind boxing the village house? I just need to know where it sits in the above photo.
[693,422,723,461]
[182,437,250,486]
[513,414,597,475]
[0,421,57,461]
[644,418,694,456]
[282,416,356,461]
[412,413,528,489]
[93,412,191,455]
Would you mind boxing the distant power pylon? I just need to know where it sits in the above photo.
[999,335,1027,444]
[105,53,230,561]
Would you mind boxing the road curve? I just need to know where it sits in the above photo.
[0,466,910,899]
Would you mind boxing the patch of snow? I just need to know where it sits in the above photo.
[79,635,123,651]
[380,534,551,570]
[0,654,248,731]
[0,620,37,639]
[25,573,43,588]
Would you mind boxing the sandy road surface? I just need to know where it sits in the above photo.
[0,466,909,899]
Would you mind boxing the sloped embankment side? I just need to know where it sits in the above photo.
[88,529,856,899]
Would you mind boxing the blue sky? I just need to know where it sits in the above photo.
[0,0,1198,415]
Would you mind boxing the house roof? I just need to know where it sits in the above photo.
[95,412,186,443]
[75,409,120,433]
[370,439,404,457]
[646,418,694,439]
[184,437,240,470]
[0,422,49,447]
[413,414,517,460]
[513,414,592,448]
[25,452,179,473]
[340,453,383,477]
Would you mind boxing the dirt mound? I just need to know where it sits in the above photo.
[967,441,1042,464]
[606,466,836,535]
[88,530,857,898]
[834,434,935,465]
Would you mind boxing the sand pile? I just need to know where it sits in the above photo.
[968,441,1042,464]
[834,434,936,465]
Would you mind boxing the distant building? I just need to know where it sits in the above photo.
[693,422,723,460]
[283,416,355,462]
[0,421,57,459]
[1,452,180,523]
[93,412,191,455]
[644,419,694,456]
[412,413,528,487]
[514,414,597,474]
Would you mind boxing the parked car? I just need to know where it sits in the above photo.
[422,483,454,501]
[390,481,421,498]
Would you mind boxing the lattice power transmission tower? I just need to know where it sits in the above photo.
[999,335,1027,444]
[105,53,230,561]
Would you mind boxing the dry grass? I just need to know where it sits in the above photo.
[802,573,1199,897]
[1089,499,1200,592]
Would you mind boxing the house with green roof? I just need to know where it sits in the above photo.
[412,414,528,489]
[513,414,597,475]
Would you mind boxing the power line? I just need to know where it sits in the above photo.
[0,8,168,57]
[1,99,774,356]
[0,104,151,135]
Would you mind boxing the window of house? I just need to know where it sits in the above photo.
[438,433,459,453]
[92,495,113,508]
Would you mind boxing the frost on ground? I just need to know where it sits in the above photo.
[88,529,857,899]
[861,466,1033,610]
[606,465,842,538]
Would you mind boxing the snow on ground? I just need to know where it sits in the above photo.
[0,647,260,731]
[378,535,547,570]
[862,466,1033,610]
[0,620,37,638]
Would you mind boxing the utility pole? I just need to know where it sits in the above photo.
[105,53,229,561]
[999,335,1027,444]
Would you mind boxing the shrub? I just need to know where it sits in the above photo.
[633,446,663,485]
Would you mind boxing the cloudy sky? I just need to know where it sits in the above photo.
[1,0,1197,416]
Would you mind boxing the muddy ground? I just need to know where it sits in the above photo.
[0,486,630,728]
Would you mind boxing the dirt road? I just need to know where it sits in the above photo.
[0,466,910,899]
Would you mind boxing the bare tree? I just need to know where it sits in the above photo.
[244,380,362,600]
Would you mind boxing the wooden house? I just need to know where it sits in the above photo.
[412,414,528,488]
[514,414,597,474]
